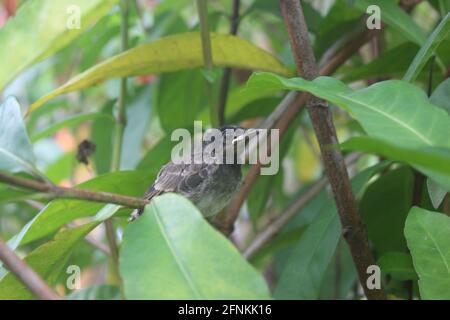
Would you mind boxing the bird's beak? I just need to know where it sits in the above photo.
[232,128,257,145]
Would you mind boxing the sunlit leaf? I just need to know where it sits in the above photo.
[405,207,450,299]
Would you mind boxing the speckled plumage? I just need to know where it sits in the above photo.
[129,126,247,221]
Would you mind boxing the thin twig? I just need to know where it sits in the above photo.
[0,237,60,300]
[0,171,148,208]
[217,0,241,125]
[197,0,218,127]
[279,0,385,299]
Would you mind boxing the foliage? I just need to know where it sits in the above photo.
[0,0,449,300]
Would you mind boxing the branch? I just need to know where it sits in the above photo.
[0,237,60,300]
[217,0,241,125]
[243,153,360,260]
[0,171,148,208]
[279,0,385,300]
[217,25,380,236]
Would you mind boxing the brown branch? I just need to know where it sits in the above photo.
[243,152,360,260]
[279,0,385,300]
[218,23,380,236]
[218,0,241,125]
[0,237,60,300]
[0,171,148,208]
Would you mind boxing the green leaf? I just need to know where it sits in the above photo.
[119,193,270,299]
[431,78,450,114]
[246,73,450,149]
[378,252,418,281]
[137,136,175,172]
[352,0,426,45]
[360,167,414,254]
[28,32,292,114]
[0,97,39,175]
[0,0,119,90]
[427,178,447,209]
[8,171,154,248]
[341,136,450,192]
[274,202,341,299]
[31,112,114,142]
[404,207,450,299]
[403,13,450,82]
[0,222,98,299]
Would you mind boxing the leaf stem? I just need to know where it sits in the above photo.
[196,0,218,128]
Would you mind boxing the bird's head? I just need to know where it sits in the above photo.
[202,125,257,164]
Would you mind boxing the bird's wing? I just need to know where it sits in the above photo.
[129,162,218,221]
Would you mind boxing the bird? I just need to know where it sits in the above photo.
[129,125,255,221]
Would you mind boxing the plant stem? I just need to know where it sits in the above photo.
[279,0,385,300]
[219,27,380,236]
[108,0,129,294]
[217,0,241,125]
[196,0,218,128]
[0,171,148,208]
[0,237,60,300]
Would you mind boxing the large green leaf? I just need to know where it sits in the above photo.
[360,167,414,254]
[404,207,450,299]
[66,284,120,300]
[119,193,270,299]
[274,162,387,299]
[403,12,450,82]
[352,0,426,45]
[245,73,450,149]
[8,171,155,248]
[28,32,292,114]
[0,0,118,90]
[341,136,450,192]
[0,222,98,299]
[0,97,39,175]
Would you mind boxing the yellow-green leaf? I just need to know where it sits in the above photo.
[0,0,119,90]
[28,32,292,114]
